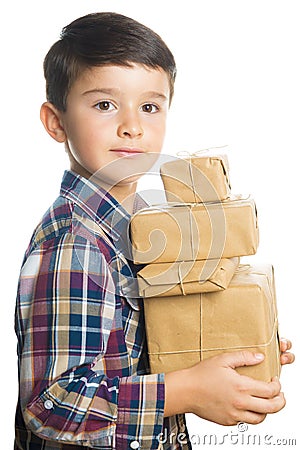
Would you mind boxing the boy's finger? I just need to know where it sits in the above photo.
[279,338,292,352]
[246,392,286,415]
[220,351,265,369]
[280,352,295,365]
[242,376,282,399]
[238,412,267,425]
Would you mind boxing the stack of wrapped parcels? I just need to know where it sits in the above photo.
[130,153,281,381]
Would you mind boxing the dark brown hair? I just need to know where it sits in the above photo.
[43,12,177,111]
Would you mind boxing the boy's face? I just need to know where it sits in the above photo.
[53,64,170,187]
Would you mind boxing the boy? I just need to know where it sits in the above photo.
[15,12,294,450]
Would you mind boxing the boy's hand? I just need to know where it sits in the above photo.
[280,338,295,365]
[165,351,285,425]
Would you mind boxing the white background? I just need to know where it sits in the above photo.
[1,0,299,448]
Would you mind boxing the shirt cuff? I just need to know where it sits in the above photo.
[116,373,165,450]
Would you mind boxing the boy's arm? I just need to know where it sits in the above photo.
[16,233,164,449]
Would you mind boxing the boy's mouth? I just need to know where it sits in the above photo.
[110,147,144,158]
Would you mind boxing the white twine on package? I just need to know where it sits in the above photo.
[178,261,186,296]
[148,318,278,356]
[176,144,229,158]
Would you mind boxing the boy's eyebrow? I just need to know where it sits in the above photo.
[82,88,119,96]
[144,91,169,102]
[82,88,168,101]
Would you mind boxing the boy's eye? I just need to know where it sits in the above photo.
[94,101,115,111]
[141,103,159,113]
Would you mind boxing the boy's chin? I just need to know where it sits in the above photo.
[113,174,143,186]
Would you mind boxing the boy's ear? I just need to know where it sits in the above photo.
[40,102,66,143]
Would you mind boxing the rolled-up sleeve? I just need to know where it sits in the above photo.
[16,232,165,449]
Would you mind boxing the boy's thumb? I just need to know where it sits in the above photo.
[221,351,265,369]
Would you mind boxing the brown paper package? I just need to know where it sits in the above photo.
[138,257,239,297]
[143,264,281,382]
[160,154,231,203]
[130,197,259,264]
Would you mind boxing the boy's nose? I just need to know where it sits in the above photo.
[117,112,144,139]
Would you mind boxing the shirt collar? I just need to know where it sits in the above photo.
[60,170,131,243]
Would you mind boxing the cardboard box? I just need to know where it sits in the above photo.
[143,264,280,381]
[137,257,239,297]
[160,154,231,203]
[130,197,259,264]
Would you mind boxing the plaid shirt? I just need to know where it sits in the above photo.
[15,170,191,450]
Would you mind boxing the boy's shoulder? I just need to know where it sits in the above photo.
[28,195,74,251]
[28,171,90,251]
[25,181,116,260]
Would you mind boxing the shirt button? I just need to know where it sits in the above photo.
[44,400,54,410]
[130,441,140,449]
